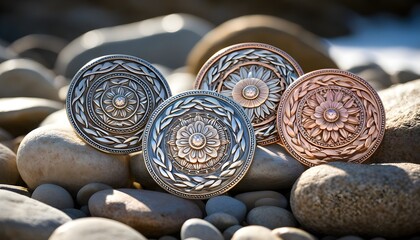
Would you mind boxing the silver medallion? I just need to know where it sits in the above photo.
[142,90,256,199]
[66,54,171,154]
[194,42,304,145]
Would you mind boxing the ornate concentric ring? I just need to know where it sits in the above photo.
[194,42,304,145]
[142,90,256,199]
[66,54,171,154]
[277,69,386,167]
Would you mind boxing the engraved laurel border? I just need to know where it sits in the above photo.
[142,90,256,199]
[277,69,386,167]
[66,54,172,154]
[194,42,304,146]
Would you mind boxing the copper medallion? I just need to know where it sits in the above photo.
[142,90,256,199]
[277,69,386,166]
[66,54,171,154]
[194,42,303,145]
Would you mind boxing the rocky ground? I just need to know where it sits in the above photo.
[0,5,419,240]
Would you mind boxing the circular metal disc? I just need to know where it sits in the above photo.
[194,42,304,145]
[66,54,171,154]
[277,69,386,167]
[142,90,256,199]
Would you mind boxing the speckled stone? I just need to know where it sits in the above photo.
[246,206,297,229]
[271,227,316,240]
[204,212,239,232]
[31,183,74,209]
[206,196,247,222]
[89,189,202,238]
[233,144,306,192]
[0,190,71,240]
[16,125,130,194]
[231,225,279,240]
[235,191,288,211]
[291,162,420,238]
[76,182,112,206]
[181,218,223,240]
[0,143,19,184]
[223,225,242,240]
[369,80,420,164]
[49,217,147,240]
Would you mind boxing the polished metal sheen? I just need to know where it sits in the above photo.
[66,54,171,154]
[142,90,256,199]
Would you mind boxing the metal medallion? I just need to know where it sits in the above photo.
[194,42,304,145]
[66,54,171,154]
[142,90,256,199]
[277,69,386,167]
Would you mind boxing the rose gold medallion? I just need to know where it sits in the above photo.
[194,42,303,145]
[277,69,386,167]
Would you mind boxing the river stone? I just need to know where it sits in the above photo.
[0,142,19,184]
[181,218,223,240]
[233,144,306,191]
[77,182,113,206]
[231,225,279,240]
[167,71,195,95]
[235,191,288,210]
[39,109,70,127]
[369,80,420,164]
[246,206,297,229]
[0,184,30,197]
[291,162,420,238]
[129,151,164,190]
[223,225,243,240]
[271,227,316,240]
[336,236,363,240]
[204,212,239,232]
[16,125,130,194]
[0,59,60,100]
[7,34,67,69]
[0,127,12,141]
[55,14,213,78]
[0,97,63,136]
[187,15,337,75]
[49,217,147,240]
[0,190,71,240]
[206,196,247,222]
[255,198,288,208]
[61,208,87,219]
[392,70,420,84]
[348,63,392,91]
[89,189,202,238]
[31,183,74,209]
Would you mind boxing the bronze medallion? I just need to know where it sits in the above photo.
[142,90,256,199]
[194,42,303,145]
[66,54,171,154]
[277,69,386,167]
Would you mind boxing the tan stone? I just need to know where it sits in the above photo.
[187,15,337,76]
[369,79,420,164]
[16,125,130,194]
[0,143,19,184]
[89,189,202,238]
[291,162,420,238]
